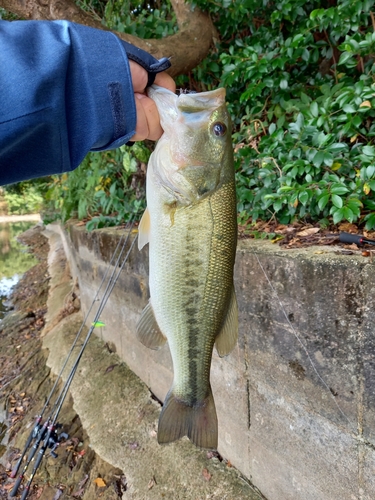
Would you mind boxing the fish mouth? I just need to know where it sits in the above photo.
[177,87,226,112]
[147,85,226,119]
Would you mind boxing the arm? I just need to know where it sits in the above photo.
[0,20,172,185]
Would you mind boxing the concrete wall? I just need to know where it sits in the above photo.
[55,222,375,500]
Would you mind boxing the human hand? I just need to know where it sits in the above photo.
[129,61,176,142]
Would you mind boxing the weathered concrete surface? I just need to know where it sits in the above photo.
[43,225,263,500]
[51,222,375,500]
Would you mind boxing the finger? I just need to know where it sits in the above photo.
[129,60,148,93]
[131,94,163,142]
[154,72,176,93]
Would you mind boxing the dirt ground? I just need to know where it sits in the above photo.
[0,226,127,500]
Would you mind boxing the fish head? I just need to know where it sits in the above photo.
[148,86,233,205]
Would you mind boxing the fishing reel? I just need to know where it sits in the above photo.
[47,424,68,458]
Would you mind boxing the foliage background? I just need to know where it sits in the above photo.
[3,0,375,230]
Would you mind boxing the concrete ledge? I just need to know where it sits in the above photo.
[48,222,375,500]
[42,231,263,499]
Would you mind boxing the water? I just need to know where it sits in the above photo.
[0,222,38,320]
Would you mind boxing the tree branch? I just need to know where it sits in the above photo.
[0,0,216,77]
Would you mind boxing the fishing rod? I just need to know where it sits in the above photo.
[339,231,375,246]
[11,224,138,498]
[9,231,130,481]
[13,228,138,499]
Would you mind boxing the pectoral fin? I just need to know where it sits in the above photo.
[138,207,150,250]
[215,286,238,357]
[136,300,167,350]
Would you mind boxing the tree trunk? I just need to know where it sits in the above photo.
[0,0,216,77]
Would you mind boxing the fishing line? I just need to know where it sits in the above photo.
[48,224,136,418]
[11,222,138,498]
[250,243,356,433]
[9,229,130,481]
[49,229,138,424]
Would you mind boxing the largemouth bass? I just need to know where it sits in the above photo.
[137,85,238,450]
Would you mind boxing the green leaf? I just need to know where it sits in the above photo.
[300,92,310,105]
[331,184,349,195]
[280,79,288,90]
[365,212,375,230]
[318,193,330,211]
[331,194,343,208]
[346,200,361,216]
[326,143,348,153]
[299,191,309,206]
[343,104,356,113]
[343,207,355,222]
[313,151,325,168]
[323,152,334,167]
[310,102,319,117]
[332,207,345,224]
[338,52,355,65]
[366,165,375,178]
[363,145,375,157]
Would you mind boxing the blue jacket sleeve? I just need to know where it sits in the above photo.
[0,20,137,185]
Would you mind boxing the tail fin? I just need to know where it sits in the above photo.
[157,387,218,449]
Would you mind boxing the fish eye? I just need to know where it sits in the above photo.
[212,122,227,137]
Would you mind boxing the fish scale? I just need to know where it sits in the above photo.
[137,85,238,449]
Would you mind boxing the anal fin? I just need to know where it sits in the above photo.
[136,300,166,350]
[215,285,238,357]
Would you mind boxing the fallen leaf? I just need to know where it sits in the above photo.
[296,228,320,237]
[271,235,284,243]
[72,474,89,498]
[362,251,370,257]
[148,476,157,489]
[104,364,118,374]
[76,474,89,491]
[202,468,211,481]
[35,486,44,499]
[338,222,357,233]
[52,488,64,500]
[72,487,86,498]
[94,477,106,488]
[113,475,127,495]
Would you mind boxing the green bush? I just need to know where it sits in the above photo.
[44,144,148,229]
[3,187,44,215]
[43,0,375,230]
[187,0,375,228]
